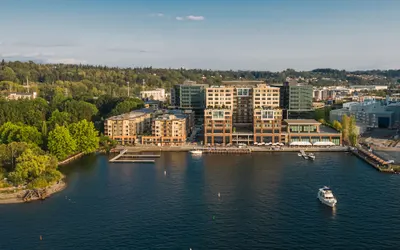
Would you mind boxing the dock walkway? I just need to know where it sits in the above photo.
[109,149,160,163]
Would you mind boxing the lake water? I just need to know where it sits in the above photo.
[1,152,400,250]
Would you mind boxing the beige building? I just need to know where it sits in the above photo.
[140,88,166,101]
[204,83,283,145]
[142,113,188,146]
[104,110,152,145]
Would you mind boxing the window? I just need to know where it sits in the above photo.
[237,88,250,96]
[212,110,225,120]
[261,110,274,120]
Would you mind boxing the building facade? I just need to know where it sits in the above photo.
[282,119,342,146]
[7,92,37,100]
[104,110,153,145]
[274,81,313,112]
[204,83,283,145]
[141,113,188,146]
[171,81,209,124]
[140,88,166,101]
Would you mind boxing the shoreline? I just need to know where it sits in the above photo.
[0,180,67,205]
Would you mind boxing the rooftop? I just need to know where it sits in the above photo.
[284,119,321,125]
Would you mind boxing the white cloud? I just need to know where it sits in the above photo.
[150,13,164,17]
[186,15,204,21]
[176,15,205,21]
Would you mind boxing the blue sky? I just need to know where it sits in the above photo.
[0,0,399,71]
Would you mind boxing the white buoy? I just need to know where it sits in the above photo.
[164,170,167,175]
[218,192,221,198]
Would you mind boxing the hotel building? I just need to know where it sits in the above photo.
[204,83,283,145]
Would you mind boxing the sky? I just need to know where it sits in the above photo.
[0,0,399,71]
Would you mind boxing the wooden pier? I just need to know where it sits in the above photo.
[109,149,158,163]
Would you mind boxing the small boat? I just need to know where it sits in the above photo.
[308,153,315,160]
[304,155,309,160]
[190,150,203,155]
[317,186,337,207]
[297,153,302,157]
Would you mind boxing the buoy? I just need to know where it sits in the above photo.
[39,235,43,241]
[218,192,221,198]
[164,170,167,175]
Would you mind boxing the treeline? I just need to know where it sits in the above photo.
[0,61,398,100]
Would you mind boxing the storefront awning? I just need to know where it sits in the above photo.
[290,141,312,146]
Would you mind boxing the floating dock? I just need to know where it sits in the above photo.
[110,159,155,163]
[122,154,161,158]
[109,149,158,163]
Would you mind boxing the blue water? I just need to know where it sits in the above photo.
[1,152,400,250]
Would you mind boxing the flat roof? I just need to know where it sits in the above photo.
[284,119,321,125]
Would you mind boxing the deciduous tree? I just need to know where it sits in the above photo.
[47,125,77,160]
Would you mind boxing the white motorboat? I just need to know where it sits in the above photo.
[308,153,315,160]
[297,153,302,157]
[317,186,337,207]
[190,150,203,155]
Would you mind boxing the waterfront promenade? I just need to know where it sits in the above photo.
[115,145,349,153]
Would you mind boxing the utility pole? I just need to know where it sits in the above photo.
[26,76,30,93]
[127,81,130,97]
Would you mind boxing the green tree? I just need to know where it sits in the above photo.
[99,135,117,153]
[332,120,342,131]
[8,149,61,188]
[341,115,350,144]
[48,109,72,128]
[109,99,144,116]
[0,142,42,172]
[60,100,98,122]
[0,122,42,145]
[0,66,17,82]
[69,120,99,154]
[47,125,77,160]
[348,115,358,146]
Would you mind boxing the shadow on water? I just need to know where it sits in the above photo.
[59,153,100,175]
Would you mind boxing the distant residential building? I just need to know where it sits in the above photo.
[170,81,209,123]
[104,109,153,145]
[7,92,37,100]
[349,85,388,92]
[140,88,166,101]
